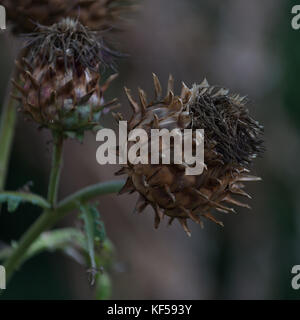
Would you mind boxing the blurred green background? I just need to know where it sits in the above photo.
[1,0,300,299]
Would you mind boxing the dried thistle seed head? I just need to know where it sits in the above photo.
[13,18,119,140]
[187,81,264,166]
[24,17,119,71]
[116,74,264,236]
[0,0,137,34]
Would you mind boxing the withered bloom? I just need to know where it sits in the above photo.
[13,18,119,140]
[115,75,264,236]
[0,0,137,34]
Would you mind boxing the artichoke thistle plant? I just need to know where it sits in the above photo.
[0,0,264,299]
[14,18,119,140]
[116,75,264,236]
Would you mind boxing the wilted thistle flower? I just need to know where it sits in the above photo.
[115,74,264,236]
[13,18,119,140]
[0,0,137,34]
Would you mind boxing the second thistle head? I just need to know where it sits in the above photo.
[115,75,264,236]
[13,18,119,140]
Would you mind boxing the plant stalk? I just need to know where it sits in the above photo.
[3,179,125,284]
[3,132,64,282]
[0,86,18,191]
[0,43,22,192]
[4,209,56,282]
[47,132,64,206]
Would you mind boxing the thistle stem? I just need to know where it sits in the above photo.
[47,132,64,206]
[3,132,64,282]
[3,179,125,284]
[0,85,18,191]
[4,208,56,283]
[57,179,125,214]
[0,42,22,192]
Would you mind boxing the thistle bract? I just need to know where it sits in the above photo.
[13,18,119,140]
[116,74,264,236]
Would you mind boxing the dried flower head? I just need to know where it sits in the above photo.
[13,18,119,140]
[115,74,264,236]
[0,0,137,34]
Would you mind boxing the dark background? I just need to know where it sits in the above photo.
[1,0,300,299]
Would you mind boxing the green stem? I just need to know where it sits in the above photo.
[57,179,125,214]
[3,132,64,282]
[4,209,56,282]
[47,132,64,206]
[0,43,22,192]
[3,179,125,284]
[0,191,51,210]
[0,86,18,191]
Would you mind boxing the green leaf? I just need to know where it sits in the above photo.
[80,204,101,266]
[26,228,86,260]
[96,272,112,300]
[24,228,86,265]
[80,203,107,284]
[64,131,77,140]
[89,205,106,243]
[7,197,21,212]
[0,192,51,212]
[64,131,85,143]
[0,228,86,264]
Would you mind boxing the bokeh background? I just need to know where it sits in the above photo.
[1,0,300,299]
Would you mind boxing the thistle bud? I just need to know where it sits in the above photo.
[13,18,119,140]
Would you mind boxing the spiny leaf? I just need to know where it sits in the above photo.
[0,229,86,264]
[0,192,51,212]
[89,205,107,243]
[80,203,107,285]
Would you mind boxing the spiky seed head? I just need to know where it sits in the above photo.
[116,74,264,236]
[13,18,119,140]
[187,82,264,165]
[0,0,138,34]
